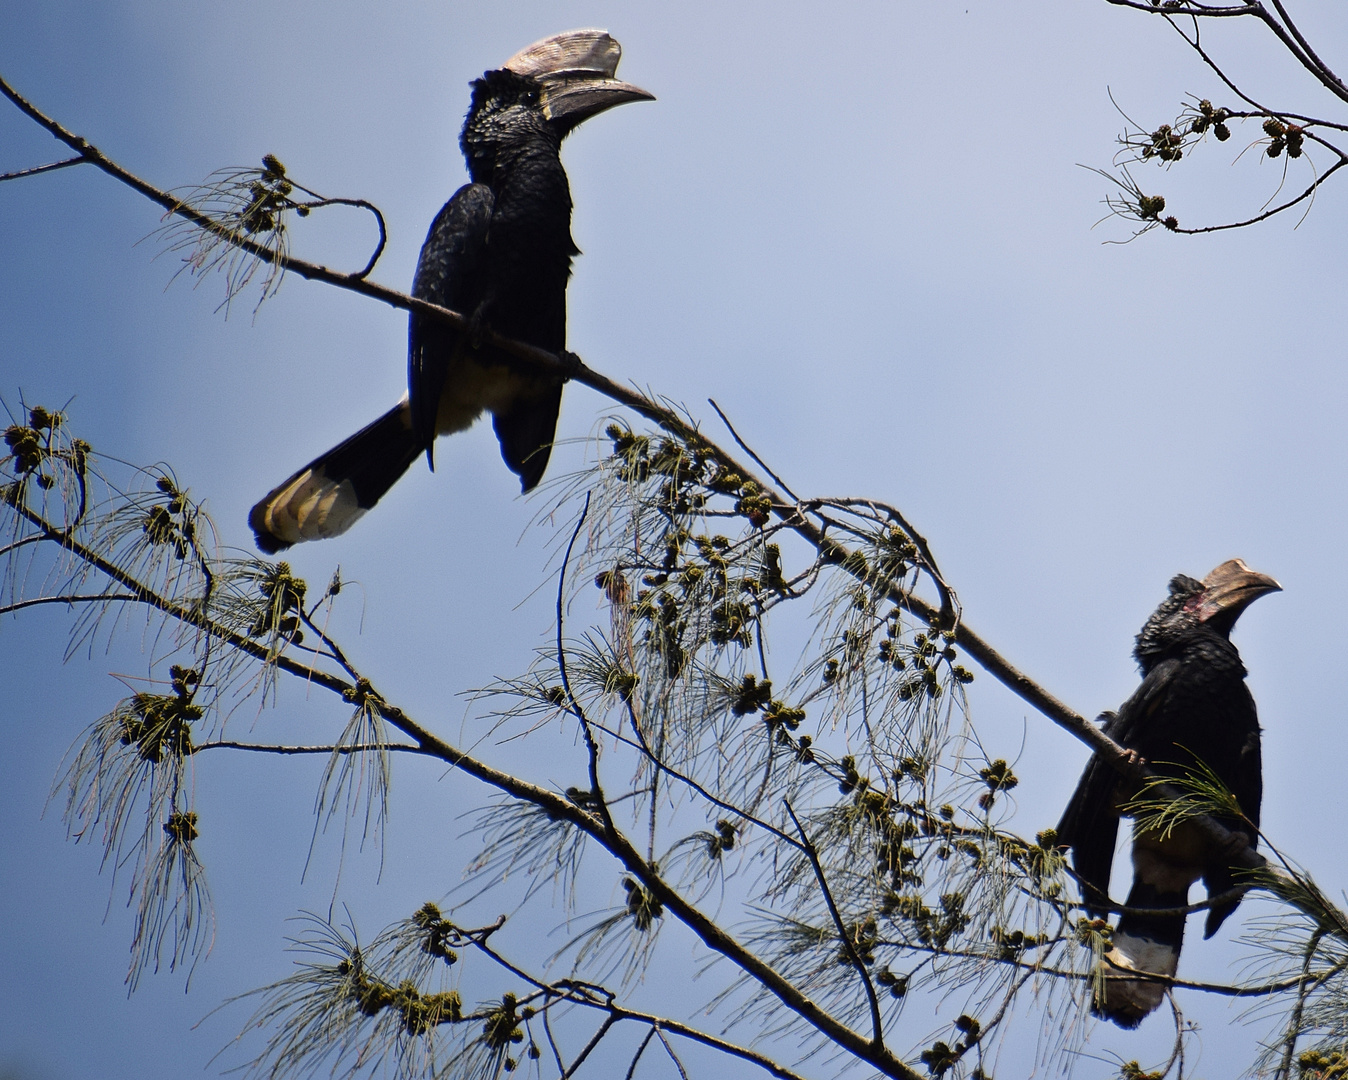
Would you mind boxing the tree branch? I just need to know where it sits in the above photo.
[1174,156,1348,233]
[622,1027,656,1080]
[1103,0,1348,106]
[654,1027,691,1080]
[1256,1,1348,104]
[885,938,1345,998]
[192,740,430,756]
[0,156,84,182]
[0,592,139,616]
[561,1014,619,1079]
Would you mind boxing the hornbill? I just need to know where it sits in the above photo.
[249,30,652,552]
[1056,558,1279,1027]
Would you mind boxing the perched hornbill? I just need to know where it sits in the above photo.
[249,30,652,552]
[1056,558,1280,1027]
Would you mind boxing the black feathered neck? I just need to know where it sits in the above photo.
[459,69,559,185]
[1133,574,1210,668]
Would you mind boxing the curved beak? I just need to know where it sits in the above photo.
[1199,558,1282,624]
[540,78,654,125]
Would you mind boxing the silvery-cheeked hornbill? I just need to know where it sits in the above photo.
[249,30,652,552]
[1056,558,1280,1027]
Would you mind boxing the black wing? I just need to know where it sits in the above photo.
[408,183,495,458]
[1201,682,1262,937]
[1056,658,1182,914]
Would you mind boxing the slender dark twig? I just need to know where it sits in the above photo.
[623,1027,657,1080]
[0,593,138,615]
[0,155,84,182]
[708,398,799,503]
[541,1004,567,1078]
[1104,0,1256,13]
[192,741,429,756]
[1174,158,1348,234]
[654,1026,691,1080]
[785,800,886,1050]
[562,1015,619,1078]
[1277,929,1326,1080]
[293,195,387,279]
[1264,0,1348,100]
[554,492,619,839]
[469,938,809,1080]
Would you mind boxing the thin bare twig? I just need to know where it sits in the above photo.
[0,592,139,615]
[623,1027,657,1080]
[1174,158,1348,234]
[192,741,429,756]
[1102,0,1348,107]
[0,155,84,182]
[291,194,386,279]
[541,1004,567,1078]
[708,398,799,503]
[1276,929,1326,1080]
[1264,0,1348,98]
[785,800,886,1051]
[562,1015,619,1078]
[554,492,619,841]
[654,1026,691,1080]
[471,938,810,1080]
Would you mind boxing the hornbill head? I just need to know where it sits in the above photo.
[461,30,652,175]
[1134,558,1281,665]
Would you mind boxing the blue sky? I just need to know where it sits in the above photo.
[2,2,1347,1077]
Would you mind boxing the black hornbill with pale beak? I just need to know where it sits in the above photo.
[250,29,652,552]
[1056,558,1280,1027]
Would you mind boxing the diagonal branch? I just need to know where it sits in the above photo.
[1251,2,1348,104]
[0,592,139,615]
[622,1027,656,1080]
[654,1027,690,1080]
[1103,0,1348,106]
[8,494,917,1071]
[561,1015,619,1078]
[0,156,84,182]
[192,740,430,756]
[708,398,799,503]
[1172,151,1348,235]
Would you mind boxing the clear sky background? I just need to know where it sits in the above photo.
[2,2,1346,1078]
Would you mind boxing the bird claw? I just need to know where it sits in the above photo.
[467,304,487,350]
[558,350,583,381]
